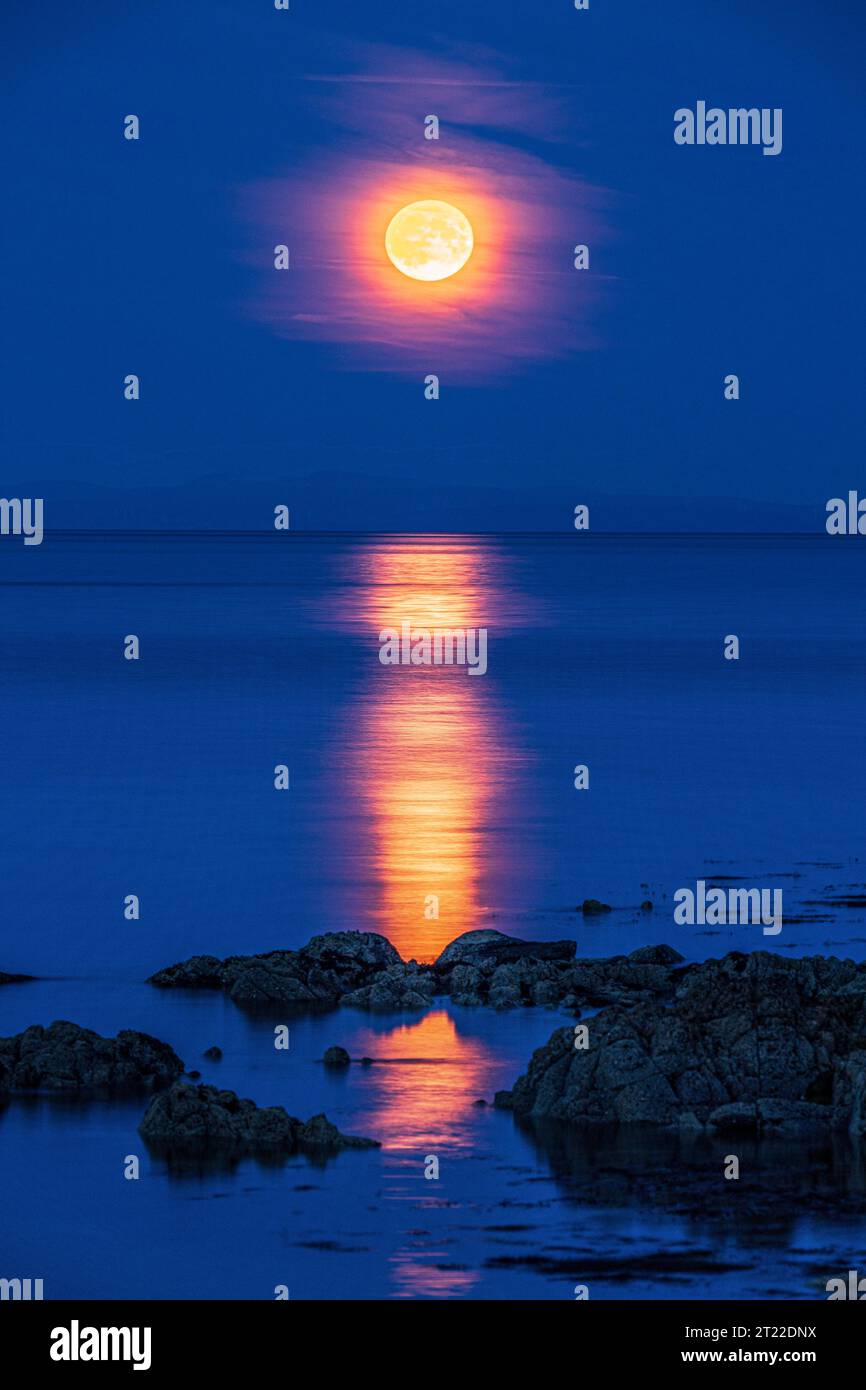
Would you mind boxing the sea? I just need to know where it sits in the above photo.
[1,532,864,1299]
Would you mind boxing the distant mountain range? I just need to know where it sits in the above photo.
[3,472,821,533]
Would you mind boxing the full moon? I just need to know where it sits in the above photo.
[385,200,474,282]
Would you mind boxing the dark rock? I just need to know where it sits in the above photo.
[302,932,401,971]
[139,1082,378,1156]
[296,1112,376,1150]
[707,1100,829,1136]
[0,971,36,985]
[149,931,408,1012]
[496,950,866,1136]
[360,1057,374,1066]
[489,963,531,1010]
[147,929,682,1017]
[628,944,683,966]
[640,901,654,911]
[581,899,612,915]
[323,1045,350,1068]
[187,1070,201,1080]
[203,1046,222,1060]
[433,931,579,1011]
[0,1021,183,1095]
[435,930,576,971]
[228,963,317,1007]
[560,953,678,1008]
[342,962,436,1012]
[148,955,225,989]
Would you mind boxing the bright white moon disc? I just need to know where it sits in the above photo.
[385,200,474,282]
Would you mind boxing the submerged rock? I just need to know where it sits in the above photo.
[496,950,866,1136]
[0,1021,183,1095]
[139,1082,378,1156]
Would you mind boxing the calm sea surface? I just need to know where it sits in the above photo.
[1,533,864,1298]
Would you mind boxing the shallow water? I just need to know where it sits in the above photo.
[1,533,864,1298]
[3,979,862,1300]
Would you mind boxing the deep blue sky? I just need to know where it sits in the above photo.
[2,0,863,529]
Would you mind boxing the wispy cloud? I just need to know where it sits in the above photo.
[240,38,613,377]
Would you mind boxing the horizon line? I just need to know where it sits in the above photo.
[24,528,830,539]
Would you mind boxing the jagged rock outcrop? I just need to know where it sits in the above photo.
[436,933,682,1011]
[148,932,411,1009]
[495,950,866,1135]
[148,929,685,1014]
[435,930,575,1009]
[341,961,438,1011]
[0,1021,183,1095]
[139,1082,379,1156]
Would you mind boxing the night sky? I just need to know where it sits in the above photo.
[2,0,863,528]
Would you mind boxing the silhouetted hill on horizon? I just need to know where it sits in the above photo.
[5,473,821,534]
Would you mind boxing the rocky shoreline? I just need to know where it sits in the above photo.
[0,1021,377,1159]
[11,932,866,1154]
[146,928,684,1013]
[0,1021,184,1095]
[145,929,866,1143]
[139,1082,379,1158]
[494,949,866,1138]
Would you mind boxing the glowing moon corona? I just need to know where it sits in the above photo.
[385,200,474,282]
